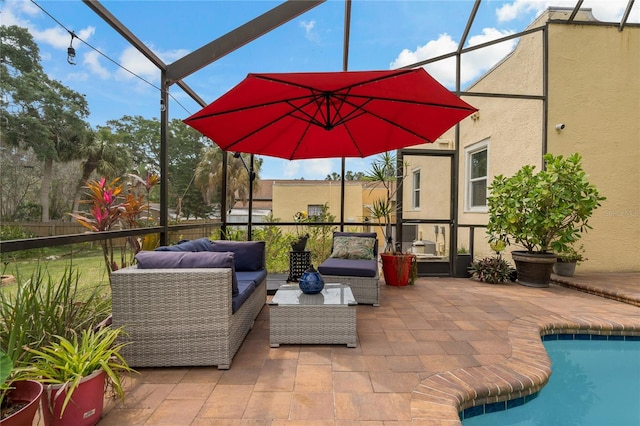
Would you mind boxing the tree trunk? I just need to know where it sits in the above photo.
[40,157,53,222]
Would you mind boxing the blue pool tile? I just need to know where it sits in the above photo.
[485,401,506,413]
[507,396,525,409]
[591,334,608,340]
[558,334,574,340]
[462,405,484,419]
[575,334,591,340]
[625,335,640,341]
[542,334,557,341]
[609,335,625,341]
[525,392,539,403]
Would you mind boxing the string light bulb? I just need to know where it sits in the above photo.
[67,31,77,65]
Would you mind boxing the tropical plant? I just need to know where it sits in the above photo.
[22,326,135,418]
[469,256,515,284]
[70,173,159,278]
[364,152,408,253]
[0,265,111,368]
[487,153,605,254]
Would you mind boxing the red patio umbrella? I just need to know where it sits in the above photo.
[183,68,477,160]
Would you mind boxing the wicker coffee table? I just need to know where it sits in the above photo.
[269,283,357,348]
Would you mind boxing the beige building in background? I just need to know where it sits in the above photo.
[407,8,639,272]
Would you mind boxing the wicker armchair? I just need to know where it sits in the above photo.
[111,267,266,369]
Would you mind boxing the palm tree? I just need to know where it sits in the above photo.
[71,127,131,215]
[194,148,261,212]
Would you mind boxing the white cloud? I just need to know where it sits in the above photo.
[300,19,320,43]
[281,160,300,179]
[497,0,639,24]
[278,158,334,179]
[83,50,110,79]
[115,45,158,83]
[496,0,547,22]
[389,29,516,87]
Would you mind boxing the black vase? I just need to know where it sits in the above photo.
[291,236,308,252]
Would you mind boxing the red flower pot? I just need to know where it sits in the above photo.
[1,380,43,426]
[41,369,106,426]
[381,253,415,286]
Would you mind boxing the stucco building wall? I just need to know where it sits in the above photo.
[452,10,639,271]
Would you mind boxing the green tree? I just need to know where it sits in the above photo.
[325,171,366,180]
[194,148,262,213]
[105,115,160,176]
[1,25,91,222]
[71,126,132,214]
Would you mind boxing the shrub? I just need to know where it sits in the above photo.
[469,255,515,284]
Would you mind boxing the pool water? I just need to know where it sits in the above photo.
[462,335,640,426]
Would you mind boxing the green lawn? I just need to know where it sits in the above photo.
[1,250,110,296]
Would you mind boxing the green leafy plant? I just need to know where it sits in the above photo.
[365,152,403,253]
[70,173,159,279]
[23,327,135,417]
[469,255,515,284]
[487,153,605,254]
[0,265,111,369]
[0,351,15,415]
[556,244,586,264]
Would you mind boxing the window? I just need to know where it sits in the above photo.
[412,169,421,209]
[466,142,488,211]
[307,204,323,218]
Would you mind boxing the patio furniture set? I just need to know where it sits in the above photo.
[110,232,379,369]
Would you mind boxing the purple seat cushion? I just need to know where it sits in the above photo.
[210,240,265,271]
[317,257,378,278]
[154,237,213,252]
[235,269,267,285]
[232,281,256,314]
[135,251,238,296]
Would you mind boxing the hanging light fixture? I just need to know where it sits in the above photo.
[67,31,77,65]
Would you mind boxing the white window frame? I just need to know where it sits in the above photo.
[465,141,489,213]
[412,168,421,209]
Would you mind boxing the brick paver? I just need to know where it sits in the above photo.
[95,273,639,425]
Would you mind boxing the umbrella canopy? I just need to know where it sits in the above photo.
[184,68,477,160]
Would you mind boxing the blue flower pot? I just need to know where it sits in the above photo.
[299,265,324,294]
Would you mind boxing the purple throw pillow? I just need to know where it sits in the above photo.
[135,251,238,296]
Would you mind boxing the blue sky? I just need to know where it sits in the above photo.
[2,0,637,179]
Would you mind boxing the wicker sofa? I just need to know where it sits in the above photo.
[111,239,266,370]
[317,232,380,306]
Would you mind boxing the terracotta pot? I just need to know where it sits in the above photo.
[1,380,43,426]
[512,251,557,288]
[41,369,106,426]
[381,253,415,286]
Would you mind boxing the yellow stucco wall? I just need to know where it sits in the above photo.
[455,15,639,271]
[272,181,364,226]
[546,23,640,272]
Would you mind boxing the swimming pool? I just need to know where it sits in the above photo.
[461,334,640,426]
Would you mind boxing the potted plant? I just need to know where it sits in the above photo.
[291,211,310,252]
[553,244,585,277]
[0,352,43,426]
[487,153,605,287]
[365,152,416,286]
[23,326,135,426]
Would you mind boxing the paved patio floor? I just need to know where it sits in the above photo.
[81,273,638,425]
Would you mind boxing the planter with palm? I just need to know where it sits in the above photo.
[365,153,416,286]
